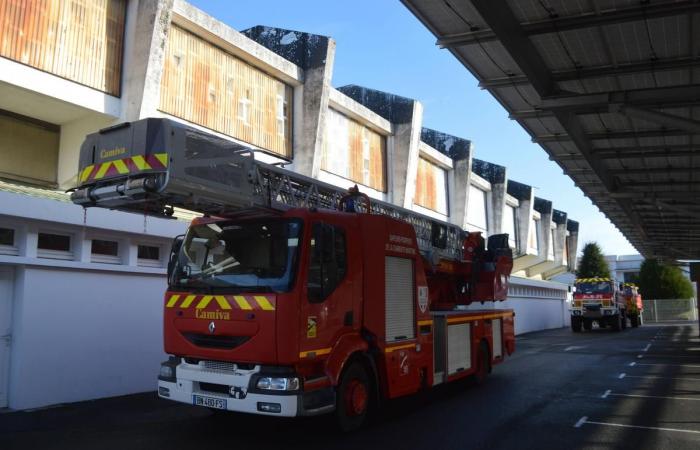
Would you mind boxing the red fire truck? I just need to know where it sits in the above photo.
[571,278,627,332]
[71,118,515,430]
[621,283,643,327]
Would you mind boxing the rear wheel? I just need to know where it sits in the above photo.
[631,314,639,328]
[336,361,370,432]
[571,316,582,332]
[621,312,627,330]
[583,319,593,331]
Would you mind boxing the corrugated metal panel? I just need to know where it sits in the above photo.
[414,157,448,214]
[385,256,415,342]
[0,0,126,96]
[159,26,293,158]
[322,108,387,191]
[447,322,471,375]
[492,318,502,359]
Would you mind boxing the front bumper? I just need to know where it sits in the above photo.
[157,360,334,417]
[570,308,618,319]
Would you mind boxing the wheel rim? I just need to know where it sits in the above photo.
[344,379,368,416]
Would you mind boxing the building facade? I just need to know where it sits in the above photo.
[0,0,578,410]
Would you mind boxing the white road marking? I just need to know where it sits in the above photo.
[643,343,651,352]
[574,416,588,428]
[618,373,627,379]
[636,362,700,368]
[626,375,700,382]
[601,389,611,399]
[609,392,700,402]
[564,345,586,352]
[581,419,700,435]
[628,362,636,367]
[637,354,644,359]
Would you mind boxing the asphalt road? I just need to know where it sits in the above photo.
[1,322,699,450]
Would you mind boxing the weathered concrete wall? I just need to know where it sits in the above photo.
[507,180,534,257]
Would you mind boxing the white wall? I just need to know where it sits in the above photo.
[7,266,167,410]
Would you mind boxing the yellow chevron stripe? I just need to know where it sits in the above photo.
[215,295,232,310]
[196,295,213,309]
[299,347,332,358]
[155,153,169,167]
[166,294,180,308]
[254,296,275,311]
[93,162,112,179]
[233,295,252,310]
[180,295,197,308]
[80,165,94,182]
[132,155,151,171]
[112,159,129,174]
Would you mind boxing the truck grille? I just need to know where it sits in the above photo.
[198,382,230,395]
[203,360,236,372]
[182,333,250,350]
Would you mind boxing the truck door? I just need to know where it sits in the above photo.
[300,222,354,357]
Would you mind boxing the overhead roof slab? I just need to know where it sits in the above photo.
[402,0,700,261]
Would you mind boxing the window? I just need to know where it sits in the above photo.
[528,218,539,252]
[467,185,488,232]
[91,239,120,264]
[307,223,347,303]
[138,244,162,268]
[37,232,72,260]
[0,228,14,246]
[504,206,517,249]
[238,89,251,125]
[415,157,448,215]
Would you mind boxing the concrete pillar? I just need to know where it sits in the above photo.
[242,27,336,178]
[506,180,534,256]
[335,85,423,209]
[120,0,175,121]
[566,220,580,271]
[513,197,552,275]
[471,159,506,236]
[420,128,473,227]
[529,209,567,279]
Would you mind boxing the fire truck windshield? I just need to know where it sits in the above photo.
[171,219,302,292]
[576,281,613,295]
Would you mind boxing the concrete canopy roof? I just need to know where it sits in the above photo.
[402,0,700,261]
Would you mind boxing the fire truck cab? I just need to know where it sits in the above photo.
[570,278,627,332]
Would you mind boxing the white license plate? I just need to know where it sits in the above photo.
[193,395,227,410]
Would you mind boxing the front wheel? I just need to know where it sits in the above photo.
[472,341,491,385]
[571,316,582,332]
[611,314,622,331]
[630,314,639,328]
[583,319,593,331]
[336,361,371,432]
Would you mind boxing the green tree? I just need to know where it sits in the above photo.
[638,259,694,299]
[576,242,611,278]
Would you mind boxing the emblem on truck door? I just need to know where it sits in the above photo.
[208,321,216,334]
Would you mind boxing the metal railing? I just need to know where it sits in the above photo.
[642,299,698,322]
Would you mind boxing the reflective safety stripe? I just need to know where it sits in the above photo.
[215,295,232,310]
[384,343,415,353]
[196,295,214,309]
[166,294,180,308]
[94,162,112,179]
[180,295,197,308]
[233,296,252,310]
[254,295,274,311]
[299,347,332,358]
[155,153,168,167]
[112,159,129,174]
[131,155,152,171]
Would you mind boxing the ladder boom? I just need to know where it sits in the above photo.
[71,118,465,261]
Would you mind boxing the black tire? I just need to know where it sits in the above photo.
[571,317,582,332]
[621,312,627,330]
[472,341,491,385]
[631,314,639,328]
[598,321,607,329]
[611,314,622,331]
[583,319,593,331]
[336,361,371,432]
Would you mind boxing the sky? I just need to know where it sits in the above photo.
[190,0,639,256]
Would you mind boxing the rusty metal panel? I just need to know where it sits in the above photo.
[0,0,126,96]
[159,26,293,158]
[414,157,447,214]
[321,108,386,192]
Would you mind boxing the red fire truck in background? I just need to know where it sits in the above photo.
[71,118,515,430]
[621,283,644,327]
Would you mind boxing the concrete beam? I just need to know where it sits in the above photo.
[121,0,174,121]
[507,180,534,256]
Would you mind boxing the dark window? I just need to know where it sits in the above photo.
[0,228,14,246]
[38,233,71,252]
[91,239,119,256]
[138,245,160,260]
[308,223,346,303]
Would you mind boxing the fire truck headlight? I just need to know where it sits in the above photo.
[256,376,300,391]
[158,357,179,382]
[572,310,581,316]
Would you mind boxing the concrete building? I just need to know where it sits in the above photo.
[0,0,578,410]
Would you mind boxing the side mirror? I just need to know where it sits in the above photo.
[167,234,185,282]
